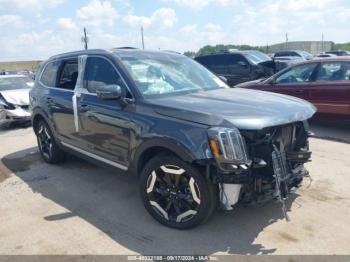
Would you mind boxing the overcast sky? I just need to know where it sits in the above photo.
[0,0,349,61]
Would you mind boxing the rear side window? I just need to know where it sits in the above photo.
[275,51,299,57]
[196,55,230,75]
[57,60,78,90]
[40,61,60,87]
[83,57,127,94]
[197,54,247,66]
[316,62,350,82]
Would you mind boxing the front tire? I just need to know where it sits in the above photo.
[140,154,217,229]
[35,120,65,164]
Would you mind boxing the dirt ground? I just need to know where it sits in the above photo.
[0,120,349,255]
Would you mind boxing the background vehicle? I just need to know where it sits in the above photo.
[273,56,305,71]
[273,50,313,60]
[325,50,350,56]
[316,53,337,58]
[195,50,275,86]
[236,57,350,117]
[0,74,33,127]
[30,48,315,229]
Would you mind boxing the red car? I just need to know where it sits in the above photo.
[236,57,350,116]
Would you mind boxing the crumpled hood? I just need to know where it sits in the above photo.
[151,88,316,130]
[0,89,30,106]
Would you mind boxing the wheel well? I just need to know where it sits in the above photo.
[137,147,182,176]
[32,114,45,133]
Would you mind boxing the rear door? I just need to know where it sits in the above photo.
[259,62,318,101]
[196,54,229,77]
[226,54,251,85]
[39,57,79,145]
[308,61,350,115]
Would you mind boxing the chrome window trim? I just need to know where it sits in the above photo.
[61,142,128,171]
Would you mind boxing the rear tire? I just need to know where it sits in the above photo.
[139,154,217,229]
[35,120,65,164]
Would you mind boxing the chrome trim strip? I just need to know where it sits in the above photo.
[61,142,128,171]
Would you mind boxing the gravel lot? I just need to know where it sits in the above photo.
[0,120,350,255]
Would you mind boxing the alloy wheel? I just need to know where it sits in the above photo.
[37,124,53,160]
[146,165,201,223]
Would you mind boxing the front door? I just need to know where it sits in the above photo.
[308,61,350,115]
[260,62,319,101]
[76,56,134,169]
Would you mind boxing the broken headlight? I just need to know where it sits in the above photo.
[208,127,249,164]
[0,95,15,110]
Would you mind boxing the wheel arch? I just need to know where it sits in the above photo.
[32,113,46,134]
[130,139,200,177]
[31,108,58,139]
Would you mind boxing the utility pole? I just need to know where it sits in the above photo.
[141,26,145,49]
[285,33,288,50]
[81,27,88,50]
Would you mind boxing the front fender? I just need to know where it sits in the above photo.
[129,135,211,176]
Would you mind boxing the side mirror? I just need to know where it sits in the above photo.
[238,61,248,67]
[218,76,228,83]
[268,78,276,85]
[96,85,122,100]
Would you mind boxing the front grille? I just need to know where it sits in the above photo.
[242,122,308,178]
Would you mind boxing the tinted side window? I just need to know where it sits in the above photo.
[84,57,123,94]
[40,61,60,87]
[274,52,288,57]
[196,55,225,66]
[292,51,301,57]
[316,62,350,82]
[57,60,78,90]
[275,63,317,84]
[227,54,247,66]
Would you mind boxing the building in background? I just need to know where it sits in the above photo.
[269,41,333,55]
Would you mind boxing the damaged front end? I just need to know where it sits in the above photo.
[209,121,312,220]
[0,94,31,126]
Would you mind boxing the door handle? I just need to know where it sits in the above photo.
[79,104,90,112]
[295,90,304,93]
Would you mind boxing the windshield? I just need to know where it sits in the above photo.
[300,51,313,58]
[0,77,34,91]
[244,51,272,64]
[119,52,229,98]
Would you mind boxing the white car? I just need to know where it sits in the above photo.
[0,74,34,127]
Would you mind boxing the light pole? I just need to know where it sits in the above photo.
[141,26,145,49]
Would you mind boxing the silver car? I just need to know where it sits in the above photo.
[0,74,34,127]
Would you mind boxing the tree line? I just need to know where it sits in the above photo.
[184,42,350,57]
